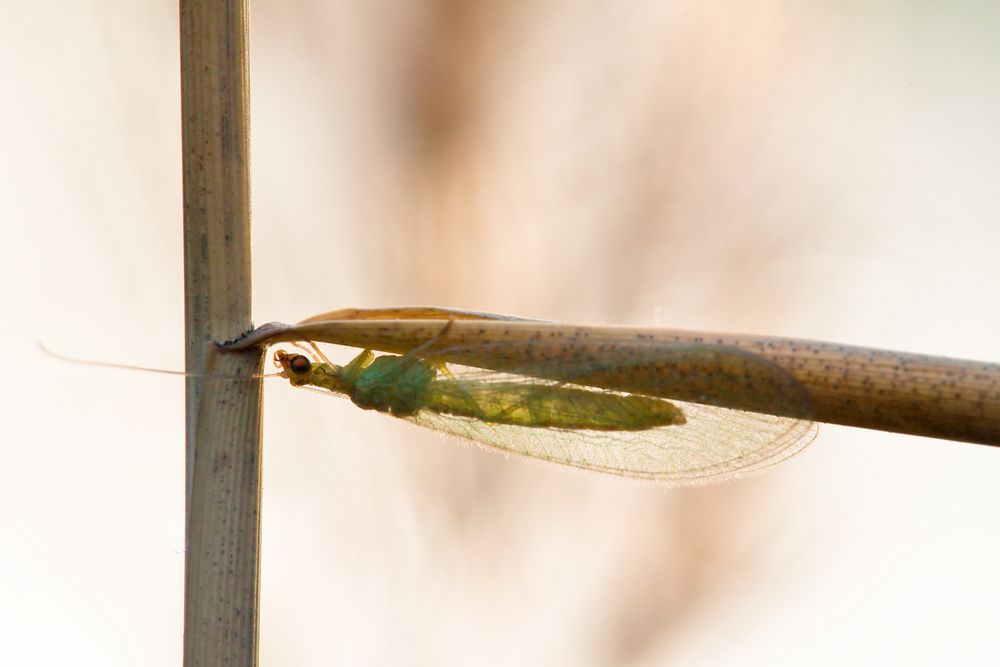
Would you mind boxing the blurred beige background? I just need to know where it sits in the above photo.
[3,1,1000,665]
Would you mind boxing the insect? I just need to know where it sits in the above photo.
[255,314,817,484]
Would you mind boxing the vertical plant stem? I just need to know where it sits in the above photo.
[180,0,262,665]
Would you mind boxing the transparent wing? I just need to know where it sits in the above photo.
[406,400,816,484]
[306,335,819,483]
[416,335,816,423]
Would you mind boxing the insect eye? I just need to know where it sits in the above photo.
[289,355,312,375]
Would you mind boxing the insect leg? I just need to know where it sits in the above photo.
[339,348,376,384]
[307,341,336,367]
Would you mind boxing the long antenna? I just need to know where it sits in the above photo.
[38,341,280,379]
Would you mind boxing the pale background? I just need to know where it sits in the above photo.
[3,1,1000,665]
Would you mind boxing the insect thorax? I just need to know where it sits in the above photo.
[350,355,437,416]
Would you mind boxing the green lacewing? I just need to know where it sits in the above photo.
[222,308,817,484]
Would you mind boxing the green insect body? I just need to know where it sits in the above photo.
[275,349,686,431]
[237,313,818,483]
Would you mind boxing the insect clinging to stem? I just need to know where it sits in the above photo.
[243,311,820,484]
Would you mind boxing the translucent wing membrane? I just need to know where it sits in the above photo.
[403,357,816,483]
[416,335,816,421]
[277,330,818,485]
[409,403,815,483]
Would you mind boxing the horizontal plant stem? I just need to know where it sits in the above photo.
[223,314,1000,446]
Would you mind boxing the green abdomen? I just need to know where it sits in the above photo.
[425,380,685,431]
[348,355,685,431]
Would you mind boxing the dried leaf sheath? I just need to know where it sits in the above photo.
[223,309,1000,446]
